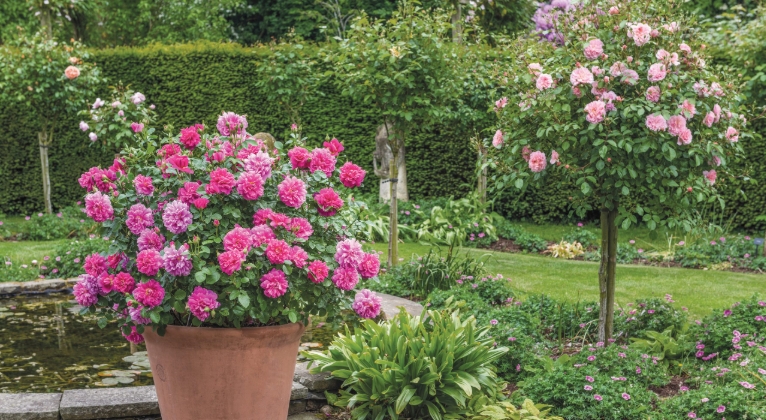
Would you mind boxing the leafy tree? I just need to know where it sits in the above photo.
[0,28,101,214]
[489,0,748,340]
[329,0,461,266]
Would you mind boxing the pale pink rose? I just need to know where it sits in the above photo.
[726,127,739,143]
[528,151,547,173]
[711,82,724,97]
[679,100,697,119]
[492,130,504,148]
[680,43,691,53]
[667,115,687,136]
[703,170,717,185]
[522,146,531,162]
[703,112,716,128]
[656,49,669,60]
[64,66,80,80]
[647,63,667,82]
[677,128,692,145]
[584,39,604,60]
[495,97,508,110]
[570,67,594,86]
[608,6,619,14]
[669,53,679,66]
[584,100,607,124]
[536,73,554,90]
[528,63,542,76]
[609,62,627,77]
[663,22,680,33]
[713,104,722,122]
[646,114,667,132]
[550,150,559,165]
[646,86,661,103]
[620,69,639,84]
[629,23,652,46]
[712,156,721,166]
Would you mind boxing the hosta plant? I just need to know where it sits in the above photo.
[305,308,508,420]
[470,399,564,420]
[73,112,382,342]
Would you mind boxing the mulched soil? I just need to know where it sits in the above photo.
[649,375,693,399]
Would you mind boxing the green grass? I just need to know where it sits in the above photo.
[0,239,68,264]
[369,242,765,319]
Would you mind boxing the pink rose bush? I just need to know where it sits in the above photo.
[75,112,379,341]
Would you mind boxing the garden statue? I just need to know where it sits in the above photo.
[252,132,276,151]
[373,122,408,203]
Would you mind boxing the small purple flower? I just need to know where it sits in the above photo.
[622,393,630,400]
[585,376,594,382]
[584,385,593,391]
[717,406,726,413]
[710,241,717,245]
[648,309,655,314]
[577,222,583,227]
[723,309,732,317]
[629,240,635,244]
[594,394,603,401]
[587,355,596,362]
[490,319,498,325]
[687,412,696,419]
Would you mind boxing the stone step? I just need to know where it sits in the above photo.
[0,392,61,420]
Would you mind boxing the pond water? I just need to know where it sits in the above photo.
[0,293,337,393]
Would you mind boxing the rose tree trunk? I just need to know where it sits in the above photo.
[598,207,617,342]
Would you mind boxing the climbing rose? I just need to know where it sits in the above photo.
[288,147,311,170]
[206,168,236,195]
[237,171,265,201]
[339,162,366,188]
[179,124,204,149]
[216,112,248,137]
[528,151,547,173]
[704,170,717,185]
[133,175,154,196]
[123,326,144,344]
[492,130,504,148]
[266,239,292,264]
[126,203,154,235]
[335,238,364,268]
[278,176,307,208]
[162,200,193,234]
[332,266,359,291]
[289,217,313,240]
[137,229,165,252]
[314,188,343,216]
[323,138,344,156]
[64,66,80,80]
[218,250,244,275]
[726,127,739,143]
[74,274,99,306]
[646,86,661,103]
[570,67,594,86]
[250,224,276,247]
[309,148,336,177]
[536,73,554,90]
[163,243,193,277]
[584,100,606,124]
[307,260,329,283]
[133,280,165,308]
[353,289,382,319]
[224,226,252,253]
[583,39,603,60]
[647,63,667,82]
[646,114,668,132]
[260,269,288,298]
[84,253,108,277]
[113,272,136,294]
[85,191,114,223]
[358,253,380,278]
[136,249,163,276]
[187,287,220,322]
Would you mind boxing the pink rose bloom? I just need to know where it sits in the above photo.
[123,326,145,344]
[136,249,163,276]
[323,138,344,156]
[126,203,154,235]
[85,191,114,222]
[492,130,504,148]
[88,132,98,142]
[179,124,204,149]
[680,43,691,53]
[237,143,264,159]
[353,289,382,319]
[83,253,108,277]
[250,224,276,247]
[177,182,201,204]
[629,23,651,46]
[703,112,716,128]
[528,63,542,75]
[309,148,337,177]
[307,260,330,283]
[162,200,193,234]
[129,305,151,325]
[252,208,274,226]
[495,97,508,110]
[187,286,220,321]
[677,128,693,145]
[216,112,248,137]
[726,127,739,143]
[131,122,144,133]
[192,198,209,210]
[163,243,193,277]
[289,217,313,240]
[290,246,308,268]
[206,168,236,195]
[704,169,717,185]
[278,176,307,208]
[79,121,89,131]
[218,250,244,275]
[242,151,274,180]
[268,212,291,230]
[620,69,639,84]
[92,98,104,109]
[138,229,165,252]
[583,39,603,60]
[65,65,80,79]
[522,145,531,162]
[266,239,291,264]
[288,146,311,170]
[133,279,165,308]
[339,162,366,188]
[528,151,547,173]
[609,62,627,77]
[712,156,722,166]
[667,115,687,136]
[335,238,364,268]
[260,269,288,298]
[679,100,697,118]
[536,73,554,90]
[222,225,252,253]
[570,67,594,86]
[656,49,669,60]
[646,114,668,132]
[647,63,667,82]
[358,253,380,278]
[550,150,559,164]
[113,272,136,294]
[74,274,99,306]
[237,171,265,201]
[131,92,146,105]
[314,188,343,216]
[584,100,606,124]
[332,266,359,291]
[608,6,619,14]
[713,104,722,122]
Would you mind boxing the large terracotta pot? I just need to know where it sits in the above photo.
[143,323,305,420]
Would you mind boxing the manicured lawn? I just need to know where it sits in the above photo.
[0,239,67,264]
[368,242,765,319]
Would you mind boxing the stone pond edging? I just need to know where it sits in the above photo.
[0,279,77,296]
[0,291,423,420]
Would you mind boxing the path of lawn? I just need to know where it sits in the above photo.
[369,242,765,319]
[0,239,67,265]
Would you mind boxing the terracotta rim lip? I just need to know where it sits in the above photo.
[157,322,305,331]
[143,322,306,338]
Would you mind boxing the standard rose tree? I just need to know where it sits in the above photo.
[74,112,381,342]
[489,0,747,340]
[79,88,157,149]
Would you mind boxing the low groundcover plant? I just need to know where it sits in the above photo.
[74,111,382,342]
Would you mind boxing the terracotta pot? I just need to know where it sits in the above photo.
[143,323,305,420]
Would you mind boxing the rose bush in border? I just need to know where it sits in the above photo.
[74,112,381,341]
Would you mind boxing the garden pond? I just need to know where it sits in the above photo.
[0,293,338,393]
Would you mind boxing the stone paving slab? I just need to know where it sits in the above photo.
[59,386,159,420]
[378,293,424,319]
[291,381,308,400]
[294,362,340,392]
[0,393,61,420]
[288,414,323,420]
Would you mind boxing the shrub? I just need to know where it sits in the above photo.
[674,235,757,268]
[0,259,43,282]
[563,227,598,248]
[584,243,642,264]
[306,308,508,420]
[688,295,766,357]
[613,298,688,341]
[514,232,548,253]
[427,274,514,311]
[495,218,525,241]
[48,237,111,279]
